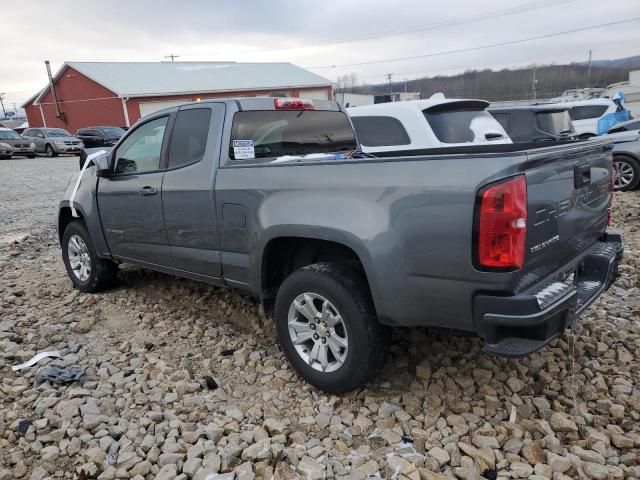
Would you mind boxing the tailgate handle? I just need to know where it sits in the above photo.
[574,163,591,188]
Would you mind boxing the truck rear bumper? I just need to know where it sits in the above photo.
[474,233,623,357]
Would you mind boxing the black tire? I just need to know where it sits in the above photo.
[613,155,640,191]
[27,154,36,159]
[62,221,117,292]
[45,144,57,157]
[274,262,390,393]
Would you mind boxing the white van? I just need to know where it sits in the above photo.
[347,97,511,154]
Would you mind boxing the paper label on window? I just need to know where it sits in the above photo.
[233,140,255,159]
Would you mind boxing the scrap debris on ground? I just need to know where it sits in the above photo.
[0,157,638,480]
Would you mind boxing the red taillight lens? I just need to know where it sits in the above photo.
[274,97,315,110]
[477,175,528,269]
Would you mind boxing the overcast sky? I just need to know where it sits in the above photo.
[2,0,639,109]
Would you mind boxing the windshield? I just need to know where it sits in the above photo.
[0,130,22,140]
[45,128,72,137]
[425,109,507,143]
[101,127,125,136]
[536,111,573,135]
[229,110,357,160]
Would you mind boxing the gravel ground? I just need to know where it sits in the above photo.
[0,157,638,480]
[0,156,78,239]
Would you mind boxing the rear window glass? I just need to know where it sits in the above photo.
[351,116,411,147]
[569,105,608,120]
[229,110,357,160]
[424,109,505,143]
[536,111,573,135]
[168,108,211,168]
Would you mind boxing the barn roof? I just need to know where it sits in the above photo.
[31,61,331,103]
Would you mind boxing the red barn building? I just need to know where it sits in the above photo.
[22,61,333,133]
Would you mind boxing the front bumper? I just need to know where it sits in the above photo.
[474,233,623,357]
[56,146,83,153]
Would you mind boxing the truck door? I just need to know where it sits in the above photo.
[97,115,171,266]
[161,103,225,277]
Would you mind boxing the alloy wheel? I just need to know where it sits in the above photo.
[287,292,349,373]
[67,234,91,282]
[614,160,634,189]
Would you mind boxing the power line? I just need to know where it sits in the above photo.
[177,0,568,57]
[308,17,640,70]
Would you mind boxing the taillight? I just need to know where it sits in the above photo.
[476,175,528,269]
[274,98,315,110]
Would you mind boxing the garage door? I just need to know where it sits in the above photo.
[139,99,192,118]
[301,89,329,100]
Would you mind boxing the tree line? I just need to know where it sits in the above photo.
[338,56,640,101]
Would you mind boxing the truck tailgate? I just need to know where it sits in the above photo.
[523,140,612,282]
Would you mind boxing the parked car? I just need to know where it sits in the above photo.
[0,127,36,158]
[58,97,622,393]
[347,97,511,154]
[0,141,14,159]
[22,128,84,157]
[76,126,126,148]
[607,118,640,134]
[489,106,576,143]
[603,130,640,191]
[552,98,630,138]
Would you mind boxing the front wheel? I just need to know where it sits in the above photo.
[62,221,118,292]
[613,155,640,191]
[274,262,390,393]
[45,144,57,157]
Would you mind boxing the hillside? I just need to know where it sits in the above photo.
[354,54,640,101]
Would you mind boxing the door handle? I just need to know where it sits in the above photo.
[138,187,158,196]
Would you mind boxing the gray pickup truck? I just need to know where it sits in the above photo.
[58,97,623,393]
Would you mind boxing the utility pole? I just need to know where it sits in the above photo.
[587,49,592,88]
[404,78,408,93]
[0,93,6,119]
[532,66,538,100]
[164,54,180,62]
[386,73,393,93]
[12,103,17,115]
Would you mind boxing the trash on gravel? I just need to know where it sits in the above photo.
[203,375,219,390]
[17,419,31,437]
[34,366,86,384]
[11,350,60,371]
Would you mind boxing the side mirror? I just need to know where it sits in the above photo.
[95,154,112,177]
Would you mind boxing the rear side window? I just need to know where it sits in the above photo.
[351,116,411,147]
[168,109,212,169]
[425,109,505,143]
[536,111,573,134]
[569,105,608,120]
[491,113,511,131]
[229,110,357,160]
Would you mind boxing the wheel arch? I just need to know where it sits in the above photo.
[258,229,383,316]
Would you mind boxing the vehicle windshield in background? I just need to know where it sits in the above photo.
[229,111,357,160]
[102,127,125,136]
[0,130,22,140]
[536,111,573,135]
[424,109,506,143]
[45,128,72,137]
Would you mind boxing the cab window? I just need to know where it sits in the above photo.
[114,117,168,174]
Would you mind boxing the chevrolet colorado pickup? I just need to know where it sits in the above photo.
[58,97,623,393]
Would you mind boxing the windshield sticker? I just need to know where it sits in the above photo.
[233,140,255,159]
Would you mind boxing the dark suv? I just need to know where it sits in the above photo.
[489,106,576,143]
[76,126,126,148]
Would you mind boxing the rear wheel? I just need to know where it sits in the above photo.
[27,154,36,159]
[613,155,640,191]
[62,221,117,292]
[45,144,57,157]
[274,262,390,393]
